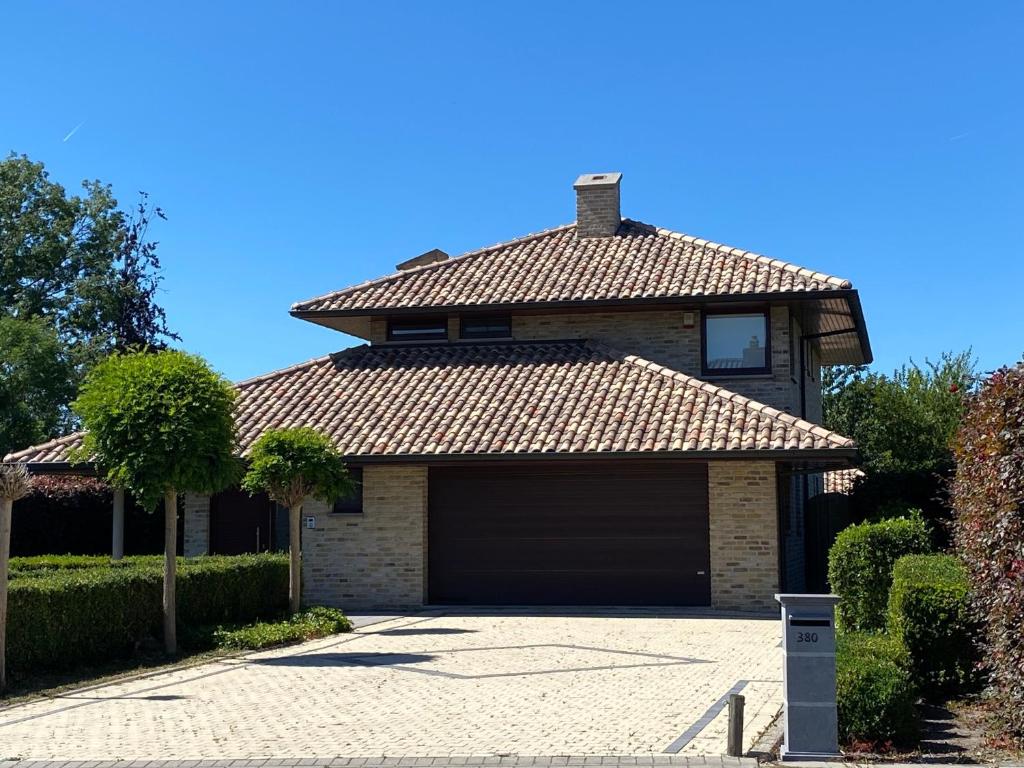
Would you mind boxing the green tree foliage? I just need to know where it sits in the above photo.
[951,361,1024,735]
[0,154,178,456]
[823,351,976,531]
[0,317,76,455]
[242,428,354,613]
[71,350,238,653]
[823,351,975,475]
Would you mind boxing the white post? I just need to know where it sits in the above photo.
[112,487,125,561]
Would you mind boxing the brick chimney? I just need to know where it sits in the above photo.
[573,172,622,238]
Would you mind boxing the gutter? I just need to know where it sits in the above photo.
[23,448,858,475]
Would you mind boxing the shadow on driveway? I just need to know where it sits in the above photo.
[254,652,436,668]
[374,627,477,636]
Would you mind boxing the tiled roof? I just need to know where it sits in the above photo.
[292,220,853,313]
[823,467,866,495]
[4,341,853,466]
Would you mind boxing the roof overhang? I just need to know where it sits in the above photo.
[291,288,872,365]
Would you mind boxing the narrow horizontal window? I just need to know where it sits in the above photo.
[386,317,447,341]
[460,315,511,339]
[332,467,363,514]
[702,311,770,375]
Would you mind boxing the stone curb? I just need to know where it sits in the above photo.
[0,758,757,768]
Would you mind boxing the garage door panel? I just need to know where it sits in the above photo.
[436,535,702,571]
[428,463,711,606]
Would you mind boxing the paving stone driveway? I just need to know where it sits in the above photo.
[0,610,782,760]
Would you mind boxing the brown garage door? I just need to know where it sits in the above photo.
[428,463,710,606]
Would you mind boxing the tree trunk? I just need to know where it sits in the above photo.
[163,490,177,655]
[112,487,125,561]
[289,503,302,614]
[0,497,12,693]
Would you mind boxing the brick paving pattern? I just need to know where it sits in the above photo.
[0,612,782,760]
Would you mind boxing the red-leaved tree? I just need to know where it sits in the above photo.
[951,361,1024,735]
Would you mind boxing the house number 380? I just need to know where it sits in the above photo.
[795,631,819,643]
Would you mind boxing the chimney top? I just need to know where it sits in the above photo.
[396,248,449,271]
[573,172,622,238]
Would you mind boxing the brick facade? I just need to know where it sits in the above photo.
[515,306,808,416]
[302,465,427,609]
[707,460,779,612]
[183,492,210,557]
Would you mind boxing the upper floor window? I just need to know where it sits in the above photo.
[332,467,363,514]
[387,316,447,341]
[702,310,770,375]
[460,314,511,340]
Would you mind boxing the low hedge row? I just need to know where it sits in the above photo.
[888,554,978,698]
[8,554,163,576]
[829,516,931,632]
[6,554,288,676]
[836,632,917,746]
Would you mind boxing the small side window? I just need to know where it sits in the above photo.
[386,317,447,341]
[332,467,363,514]
[460,315,511,339]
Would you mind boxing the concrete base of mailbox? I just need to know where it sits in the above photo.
[776,593,842,762]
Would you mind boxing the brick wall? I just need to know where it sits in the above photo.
[183,492,210,557]
[303,464,427,609]
[708,460,779,612]
[515,307,804,415]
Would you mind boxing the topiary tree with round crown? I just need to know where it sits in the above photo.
[72,350,239,654]
[0,462,32,692]
[242,427,354,614]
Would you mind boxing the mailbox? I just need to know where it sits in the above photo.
[775,593,841,761]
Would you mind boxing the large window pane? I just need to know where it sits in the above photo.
[704,313,768,372]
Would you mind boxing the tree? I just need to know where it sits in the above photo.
[951,361,1024,735]
[822,351,977,533]
[0,154,178,454]
[242,428,354,614]
[71,350,238,654]
[0,316,76,456]
[0,463,32,693]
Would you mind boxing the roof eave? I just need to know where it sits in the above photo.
[290,288,862,319]
[18,446,858,473]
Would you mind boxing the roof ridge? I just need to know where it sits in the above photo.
[624,218,853,290]
[583,339,854,448]
[291,222,576,312]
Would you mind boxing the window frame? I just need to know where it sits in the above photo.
[459,314,512,340]
[700,308,772,376]
[386,316,448,342]
[331,467,364,515]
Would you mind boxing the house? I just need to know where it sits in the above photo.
[5,173,869,612]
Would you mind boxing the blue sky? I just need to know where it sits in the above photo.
[3,2,1022,381]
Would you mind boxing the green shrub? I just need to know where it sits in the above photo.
[836,632,917,745]
[6,554,288,676]
[888,554,978,698]
[829,516,932,631]
[212,606,352,650]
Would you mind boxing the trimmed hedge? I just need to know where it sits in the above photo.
[8,554,163,576]
[836,632,917,745]
[888,554,978,697]
[829,516,932,631]
[6,554,287,676]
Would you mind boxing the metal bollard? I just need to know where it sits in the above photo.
[727,693,745,757]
